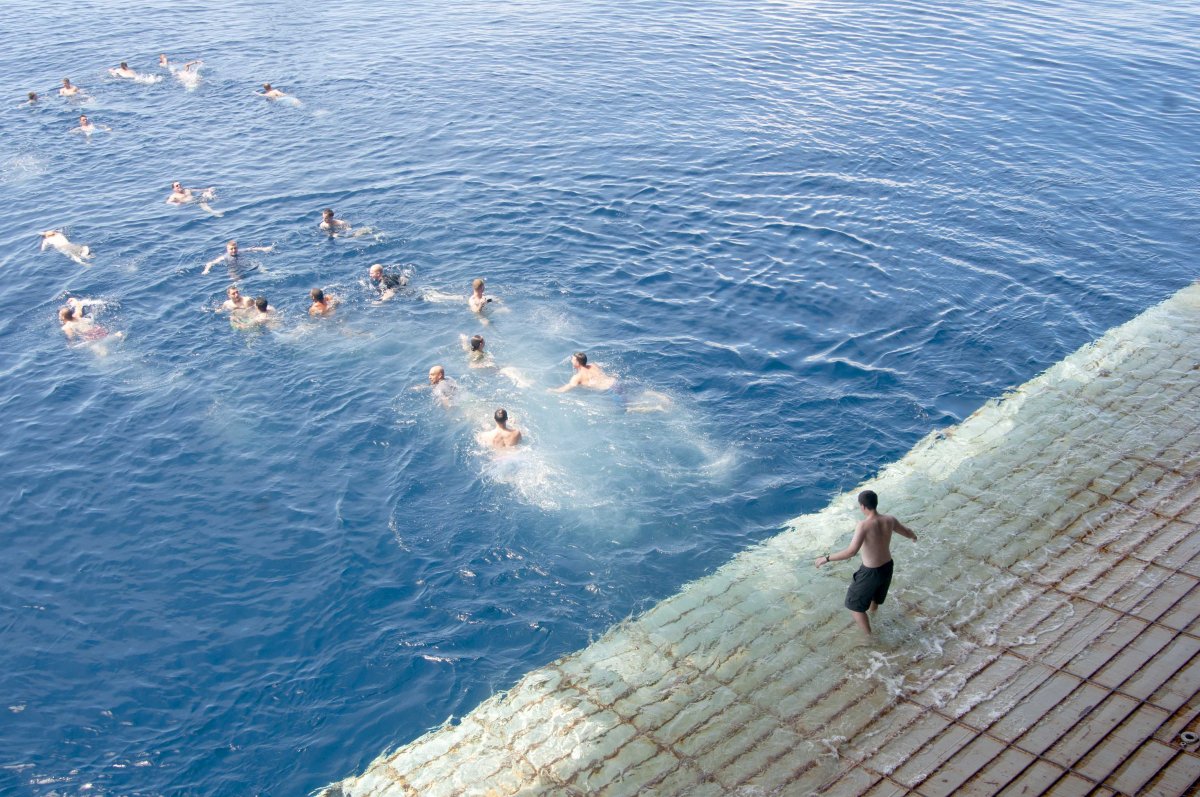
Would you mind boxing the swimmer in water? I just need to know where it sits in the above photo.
[109,61,137,79]
[319,208,351,235]
[174,60,202,89]
[24,91,38,105]
[59,78,83,97]
[159,54,171,70]
[468,278,496,323]
[308,288,339,316]
[427,365,458,408]
[58,298,123,351]
[477,407,522,449]
[550,351,617,393]
[220,285,254,312]
[549,351,670,410]
[40,230,92,265]
[203,240,274,275]
[73,115,110,135]
[257,83,296,102]
[459,333,493,368]
[232,296,277,329]
[167,181,221,215]
[369,263,407,301]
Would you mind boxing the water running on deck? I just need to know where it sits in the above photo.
[322,282,1200,796]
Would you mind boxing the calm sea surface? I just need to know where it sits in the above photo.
[0,0,1196,793]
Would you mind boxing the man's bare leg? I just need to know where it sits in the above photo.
[851,610,872,635]
[869,601,879,614]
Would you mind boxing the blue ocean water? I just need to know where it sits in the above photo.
[0,0,1196,793]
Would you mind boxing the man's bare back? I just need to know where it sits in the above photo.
[551,352,616,393]
[815,490,918,635]
[853,513,913,568]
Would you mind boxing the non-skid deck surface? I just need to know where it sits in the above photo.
[322,283,1200,796]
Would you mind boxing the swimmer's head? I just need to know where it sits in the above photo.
[226,240,238,255]
[226,285,240,298]
[173,181,183,191]
[369,264,383,279]
[494,408,508,424]
[858,490,878,511]
[428,365,445,383]
[59,305,75,322]
[322,209,334,220]
[28,92,37,101]
[572,351,588,368]
[310,288,325,303]
[470,335,484,352]
[255,296,268,312]
[262,83,272,91]
[472,278,484,292]
[79,115,88,124]
[62,78,71,87]
[119,62,128,70]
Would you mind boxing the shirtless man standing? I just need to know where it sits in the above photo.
[815,490,918,635]
[478,408,522,449]
[550,351,616,393]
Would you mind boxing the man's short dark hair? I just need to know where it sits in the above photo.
[858,490,878,511]
[311,288,325,302]
[471,335,484,352]
[255,297,268,311]
[573,351,587,366]
[494,408,508,423]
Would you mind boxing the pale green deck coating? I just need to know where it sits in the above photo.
[323,283,1200,796]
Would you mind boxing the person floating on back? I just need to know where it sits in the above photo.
[815,490,918,635]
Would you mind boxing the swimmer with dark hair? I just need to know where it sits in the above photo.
[109,61,137,78]
[59,298,122,349]
[220,285,253,312]
[257,83,300,105]
[59,77,83,97]
[231,296,277,329]
[550,351,616,393]
[25,91,38,105]
[309,287,338,316]
[320,208,351,234]
[477,407,522,449]
[549,351,670,411]
[458,333,494,368]
[73,114,109,135]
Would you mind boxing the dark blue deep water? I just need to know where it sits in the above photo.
[1,0,1196,793]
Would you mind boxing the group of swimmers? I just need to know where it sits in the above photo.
[38,54,666,455]
[24,53,301,136]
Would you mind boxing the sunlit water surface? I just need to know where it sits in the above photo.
[0,0,1196,793]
